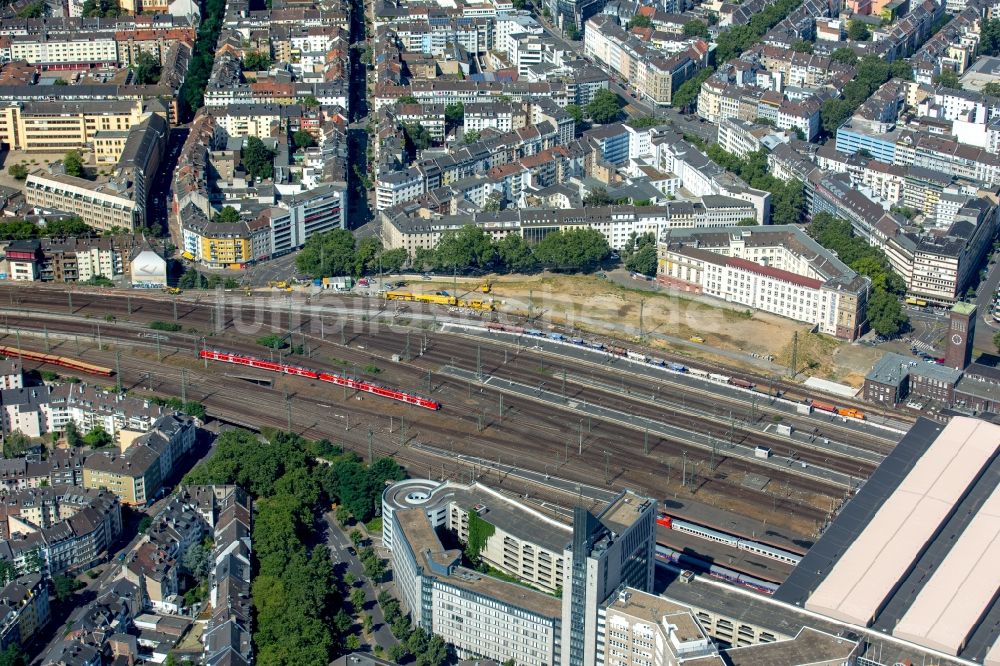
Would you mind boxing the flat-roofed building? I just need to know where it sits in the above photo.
[25,173,139,233]
[0,99,146,152]
[774,417,1000,664]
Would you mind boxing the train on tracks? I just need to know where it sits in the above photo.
[655,544,780,594]
[199,350,442,411]
[656,513,803,566]
[0,345,114,376]
[808,400,865,420]
[386,291,494,312]
[483,323,867,420]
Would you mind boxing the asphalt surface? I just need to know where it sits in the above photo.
[975,253,1000,351]
[324,514,398,651]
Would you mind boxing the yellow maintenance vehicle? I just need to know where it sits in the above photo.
[163,287,181,295]
[386,291,495,311]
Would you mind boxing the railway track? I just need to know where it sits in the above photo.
[0,286,861,534]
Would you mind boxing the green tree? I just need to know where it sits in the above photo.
[983,82,1000,97]
[403,123,432,152]
[933,69,961,89]
[132,51,162,85]
[376,247,408,273]
[791,39,813,53]
[389,644,410,662]
[243,136,276,180]
[216,206,240,224]
[831,47,858,66]
[628,14,652,29]
[52,575,84,602]
[7,164,27,181]
[243,50,272,71]
[63,150,84,178]
[625,243,657,276]
[351,587,366,611]
[671,67,714,110]
[138,516,152,533]
[0,645,27,666]
[257,334,288,349]
[867,288,907,336]
[293,130,316,150]
[2,431,30,459]
[565,24,581,40]
[45,216,91,237]
[345,635,362,651]
[434,225,496,270]
[444,102,465,130]
[847,19,870,41]
[564,103,586,134]
[583,186,615,206]
[296,228,358,277]
[64,421,82,447]
[533,228,610,271]
[300,95,320,109]
[482,191,503,212]
[16,0,44,17]
[682,19,709,37]
[586,89,623,124]
[83,426,113,448]
[496,233,536,272]
[983,19,1000,57]
[398,94,418,104]
[181,541,211,581]
[463,129,481,144]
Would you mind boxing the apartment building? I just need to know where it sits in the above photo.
[0,486,122,577]
[0,99,146,152]
[82,414,196,506]
[0,574,49,652]
[25,174,139,233]
[0,35,120,68]
[657,226,870,340]
[584,15,700,107]
[380,199,759,255]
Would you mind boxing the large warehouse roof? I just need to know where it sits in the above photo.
[805,417,1000,626]
[893,480,1000,655]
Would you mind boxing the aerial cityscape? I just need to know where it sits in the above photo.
[0,0,996,661]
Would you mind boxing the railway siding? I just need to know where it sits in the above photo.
[441,365,856,490]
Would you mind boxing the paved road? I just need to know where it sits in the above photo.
[323,513,397,652]
[975,254,1000,351]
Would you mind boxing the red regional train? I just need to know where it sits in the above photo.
[200,350,442,411]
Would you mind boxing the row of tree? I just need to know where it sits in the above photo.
[295,230,409,278]
[182,429,403,663]
[178,0,226,120]
[704,147,806,226]
[808,213,908,336]
[379,592,451,666]
[0,217,92,241]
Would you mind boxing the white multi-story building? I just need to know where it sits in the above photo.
[0,36,120,67]
[657,226,870,340]
[384,479,657,666]
[376,167,425,211]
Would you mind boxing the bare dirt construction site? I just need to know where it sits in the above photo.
[415,272,882,386]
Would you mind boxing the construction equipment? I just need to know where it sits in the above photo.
[267,281,289,289]
[163,287,181,295]
[479,281,492,294]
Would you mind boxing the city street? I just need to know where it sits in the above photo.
[974,252,1000,352]
[323,514,398,652]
